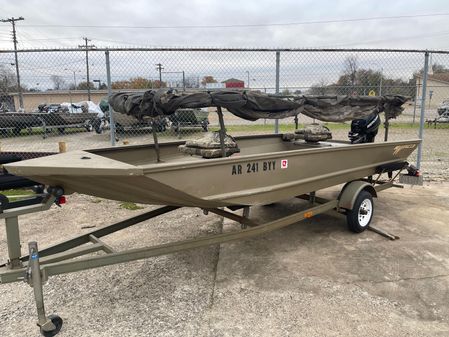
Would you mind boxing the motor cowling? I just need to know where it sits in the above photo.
[348,113,380,144]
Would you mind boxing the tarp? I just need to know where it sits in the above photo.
[60,101,104,117]
[109,89,408,122]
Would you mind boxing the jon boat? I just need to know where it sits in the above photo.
[6,134,419,208]
[0,90,421,337]
[5,90,418,208]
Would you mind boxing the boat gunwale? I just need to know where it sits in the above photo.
[87,133,284,154]
[138,138,421,174]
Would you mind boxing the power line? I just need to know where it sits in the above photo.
[16,36,81,41]
[319,30,449,48]
[1,16,24,109]
[94,38,151,47]
[89,29,449,49]
[19,13,449,30]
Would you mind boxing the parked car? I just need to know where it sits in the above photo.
[437,99,449,115]
[436,111,449,123]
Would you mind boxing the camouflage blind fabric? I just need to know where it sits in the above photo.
[109,89,409,122]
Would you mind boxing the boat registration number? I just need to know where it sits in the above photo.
[231,160,277,175]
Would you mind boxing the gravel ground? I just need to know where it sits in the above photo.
[0,195,223,337]
[1,183,449,336]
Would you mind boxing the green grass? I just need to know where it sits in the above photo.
[1,126,91,138]
[1,189,33,196]
[119,202,144,210]
[0,189,35,201]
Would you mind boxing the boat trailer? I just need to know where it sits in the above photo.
[0,165,407,336]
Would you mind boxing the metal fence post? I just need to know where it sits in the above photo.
[105,49,116,146]
[275,51,280,134]
[416,51,429,170]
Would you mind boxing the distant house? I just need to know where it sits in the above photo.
[205,82,225,89]
[221,78,245,88]
[416,73,449,108]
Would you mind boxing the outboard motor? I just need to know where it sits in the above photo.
[348,113,380,144]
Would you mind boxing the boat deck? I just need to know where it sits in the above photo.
[89,134,349,167]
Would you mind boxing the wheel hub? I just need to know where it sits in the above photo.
[358,199,373,227]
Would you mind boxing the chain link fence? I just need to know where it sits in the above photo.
[0,48,448,180]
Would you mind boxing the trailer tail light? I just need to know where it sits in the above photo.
[406,164,420,177]
[57,196,66,205]
[304,211,313,218]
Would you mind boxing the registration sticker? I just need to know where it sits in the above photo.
[281,159,288,169]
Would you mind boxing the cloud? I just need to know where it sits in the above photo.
[0,0,448,49]
[1,0,448,92]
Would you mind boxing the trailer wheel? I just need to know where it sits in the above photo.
[40,314,63,337]
[93,119,103,134]
[115,123,125,134]
[346,190,373,233]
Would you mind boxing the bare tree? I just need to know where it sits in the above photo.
[309,79,329,95]
[50,75,66,90]
[0,65,17,93]
[344,56,358,87]
[201,75,218,87]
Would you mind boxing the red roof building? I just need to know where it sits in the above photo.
[222,78,245,88]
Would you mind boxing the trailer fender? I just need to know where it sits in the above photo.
[338,181,377,210]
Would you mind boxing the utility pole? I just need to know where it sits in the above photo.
[79,37,96,100]
[1,16,24,110]
[155,63,163,88]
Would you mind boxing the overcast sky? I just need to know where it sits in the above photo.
[1,0,449,91]
[1,0,449,49]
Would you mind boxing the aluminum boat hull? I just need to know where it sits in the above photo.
[5,134,420,207]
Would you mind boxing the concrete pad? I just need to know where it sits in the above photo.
[203,184,449,336]
[1,184,449,336]
[0,195,223,337]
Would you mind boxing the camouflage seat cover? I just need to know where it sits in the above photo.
[179,132,240,158]
[295,124,333,142]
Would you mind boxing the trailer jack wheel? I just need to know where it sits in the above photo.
[40,315,63,337]
[347,190,374,233]
[27,242,63,337]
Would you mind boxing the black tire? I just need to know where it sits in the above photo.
[0,194,9,212]
[93,119,103,134]
[171,122,180,133]
[155,123,165,132]
[40,314,63,337]
[57,127,65,134]
[346,190,374,233]
[114,123,125,134]
[13,127,22,136]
